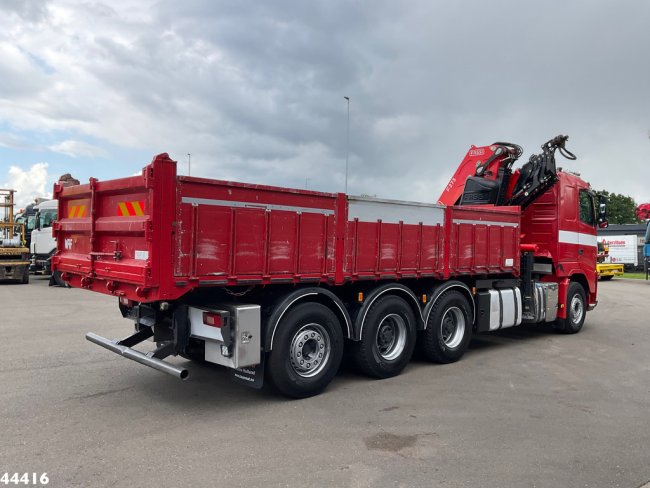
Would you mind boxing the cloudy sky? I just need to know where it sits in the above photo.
[1,0,649,209]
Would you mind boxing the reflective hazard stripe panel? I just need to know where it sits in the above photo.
[118,201,145,216]
[132,201,144,216]
[68,205,87,218]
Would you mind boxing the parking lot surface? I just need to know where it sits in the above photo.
[1,277,649,488]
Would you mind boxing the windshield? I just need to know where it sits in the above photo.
[38,209,57,229]
[26,215,36,231]
[645,222,650,244]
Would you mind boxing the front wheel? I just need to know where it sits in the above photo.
[599,275,613,281]
[419,291,472,363]
[553,282,586,334]
[266,303,343,398]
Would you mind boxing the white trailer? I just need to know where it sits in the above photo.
[597,235,638,266]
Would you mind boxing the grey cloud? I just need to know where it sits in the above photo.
[0,0,49,22]
[0,0,648,202]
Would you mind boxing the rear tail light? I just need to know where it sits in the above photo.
[203,312,224,328]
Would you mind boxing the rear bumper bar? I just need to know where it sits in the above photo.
[86,332,188,380]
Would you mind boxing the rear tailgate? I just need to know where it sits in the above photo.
[52,154,177,302]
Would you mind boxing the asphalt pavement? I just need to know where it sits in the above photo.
[1,276,649,488]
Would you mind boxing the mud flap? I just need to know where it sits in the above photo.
[230,361,264,389]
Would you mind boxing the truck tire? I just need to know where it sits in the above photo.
[21,267,29,284]
[419,290,472,364]
[553,282,586,334]
[267,302,343,398]
[599,275,613,281]
[353,295,416,379]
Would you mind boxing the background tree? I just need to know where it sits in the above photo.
[597,190,641,225]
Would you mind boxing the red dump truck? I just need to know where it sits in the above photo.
[53,135,607,397]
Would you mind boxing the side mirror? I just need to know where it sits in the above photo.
[597,195,608,228]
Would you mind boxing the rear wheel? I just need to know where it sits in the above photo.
[354,295,416,378]
[420,291,472,363]
[553,282,586,334]
[267,303,343,398]
[20,267,29,284]
[50,271,70,287]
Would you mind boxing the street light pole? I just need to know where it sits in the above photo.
[344,96,350,194]
[187,153,191,176]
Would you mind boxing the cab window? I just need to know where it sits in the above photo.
[38,209,57,229]
[579,190,595,226]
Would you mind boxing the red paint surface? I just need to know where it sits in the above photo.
[53,154,546,303]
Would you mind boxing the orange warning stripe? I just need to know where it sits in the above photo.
[117,201,145,216]
[68,205,87,218]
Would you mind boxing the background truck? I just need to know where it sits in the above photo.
[0,189,30,284]
[53,135,605,397]
[30,199,57,274]
[597,235,638,271]
[30,175,79,286]
[14,200,42,251]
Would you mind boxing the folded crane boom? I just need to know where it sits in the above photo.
[438,135,577,209]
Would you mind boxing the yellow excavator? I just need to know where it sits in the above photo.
[0,189,30,284]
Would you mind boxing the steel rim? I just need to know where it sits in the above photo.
[289,323,331,378]
[441,307,465,349]
[570,294,584,325]
[375,313,408,361]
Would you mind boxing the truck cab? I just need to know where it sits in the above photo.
[520,171,599,311]
[30,199,58,275]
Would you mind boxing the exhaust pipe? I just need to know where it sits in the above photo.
[86,332,189,380]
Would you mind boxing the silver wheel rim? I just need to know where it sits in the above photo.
[570,294,584,325]
[441,307,465,349]
[375,313,408,361]
[289,323,331,378]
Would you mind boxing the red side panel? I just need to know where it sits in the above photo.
[173,176,338,284]
[447,206,520,276]
[345,197,446,279]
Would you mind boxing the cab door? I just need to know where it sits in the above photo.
[577,189,598,285]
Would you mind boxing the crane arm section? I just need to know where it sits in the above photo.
[438,135,576,209]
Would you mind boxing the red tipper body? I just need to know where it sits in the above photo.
[53,153,521,302]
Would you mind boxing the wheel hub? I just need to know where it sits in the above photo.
[289,323,331,378]
[570,294,584,324]
[441,307,465,349]
[375,313,407,361]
